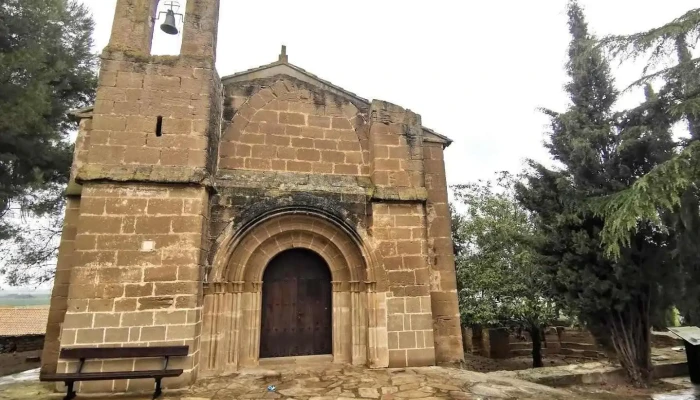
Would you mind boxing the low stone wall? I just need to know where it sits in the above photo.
[0,335,45,354]
[463,326,511,359]
[487,349,688,386]
[0,350,42,377]
[462,326,605,359]
[651,331,683,348]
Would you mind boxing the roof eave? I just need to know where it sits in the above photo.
[221,61,370,106]
[422,126,453,148]
[69,106,94,120]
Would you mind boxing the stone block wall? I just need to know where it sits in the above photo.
[424,142,463,364]
[83,56,216,178]
[57,183,209,392]
[372,202,436,367]
[41,197,81,374]
[369,100,424,188]
[488,329,511,359]
[464,327,607,359]
[219,79,369,175]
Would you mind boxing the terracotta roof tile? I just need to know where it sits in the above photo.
[0,306,49,337]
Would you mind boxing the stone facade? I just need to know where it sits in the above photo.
[41,0,463,394]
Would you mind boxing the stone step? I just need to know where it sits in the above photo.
[560,342,599,350]
[509,348,574,357]
[559,348,606,358]
[509,347,606,359]
[510,342,532,351]
[510,349,531,357]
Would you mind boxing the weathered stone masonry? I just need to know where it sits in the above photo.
[41,0,463,394]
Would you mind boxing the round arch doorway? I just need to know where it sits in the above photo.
[259,248,333,358]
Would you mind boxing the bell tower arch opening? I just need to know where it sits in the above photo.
[260,248,332,358]
[151,0,188,56]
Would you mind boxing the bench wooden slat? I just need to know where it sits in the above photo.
[41,369,183,382]
[45,345,189,400]
[59,346,188,359]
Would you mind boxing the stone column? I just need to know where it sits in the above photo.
[241,281,263,365]
[366,281,389,368]
[350,281,367,365]
[181,0,221,60]
[201,282,244,374]
[331,281,349,363]
[424,142,464,364]
[228,281,244,368]
[41,196,81,375]
[108,0,158,55]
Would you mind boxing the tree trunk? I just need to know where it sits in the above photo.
[530,326,544,368]
[608,299,653,387]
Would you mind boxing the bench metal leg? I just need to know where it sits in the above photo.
[64,381,76,400]
[153,378,162,399]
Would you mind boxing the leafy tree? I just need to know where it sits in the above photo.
[0,0,97,285]
[450,203,469,263]
[452,172,556,368]
[516,1,676,386]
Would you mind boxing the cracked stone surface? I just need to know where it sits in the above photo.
[0,364,596,400]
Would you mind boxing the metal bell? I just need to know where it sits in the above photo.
[160,9,179,35]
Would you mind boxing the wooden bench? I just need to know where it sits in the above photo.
[41,346,188,400]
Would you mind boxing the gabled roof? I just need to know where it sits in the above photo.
[221,47,452,147]
[0,306,49,337]
[421,126,453,146]
[221,48,370,107]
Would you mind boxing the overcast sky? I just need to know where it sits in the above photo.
[81,0,697,187]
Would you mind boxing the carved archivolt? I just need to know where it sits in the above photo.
[200,208,389,373]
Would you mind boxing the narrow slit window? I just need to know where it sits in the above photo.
[156,116,163,137]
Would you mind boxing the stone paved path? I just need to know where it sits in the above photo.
[0,363,593,400]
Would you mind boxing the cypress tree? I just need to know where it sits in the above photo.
[516,1,676,386]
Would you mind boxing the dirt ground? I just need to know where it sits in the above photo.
[0,350,41,377]
[463,352,594,373]
[568,380,690,400]
[464,346,692,399]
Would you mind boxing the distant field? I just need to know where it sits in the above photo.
[0,294,50,307]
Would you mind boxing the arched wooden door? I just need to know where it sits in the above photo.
[259,249,332,358]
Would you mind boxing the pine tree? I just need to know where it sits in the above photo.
[516,1,676,386]
[0,0,97,284]
[593,8,700,254]
[592,7,700,324]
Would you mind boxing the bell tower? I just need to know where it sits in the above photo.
[42,0,222,393]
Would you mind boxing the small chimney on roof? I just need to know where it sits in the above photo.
[278,45,288,63]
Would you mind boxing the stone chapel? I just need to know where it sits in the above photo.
[41,0,464,392]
